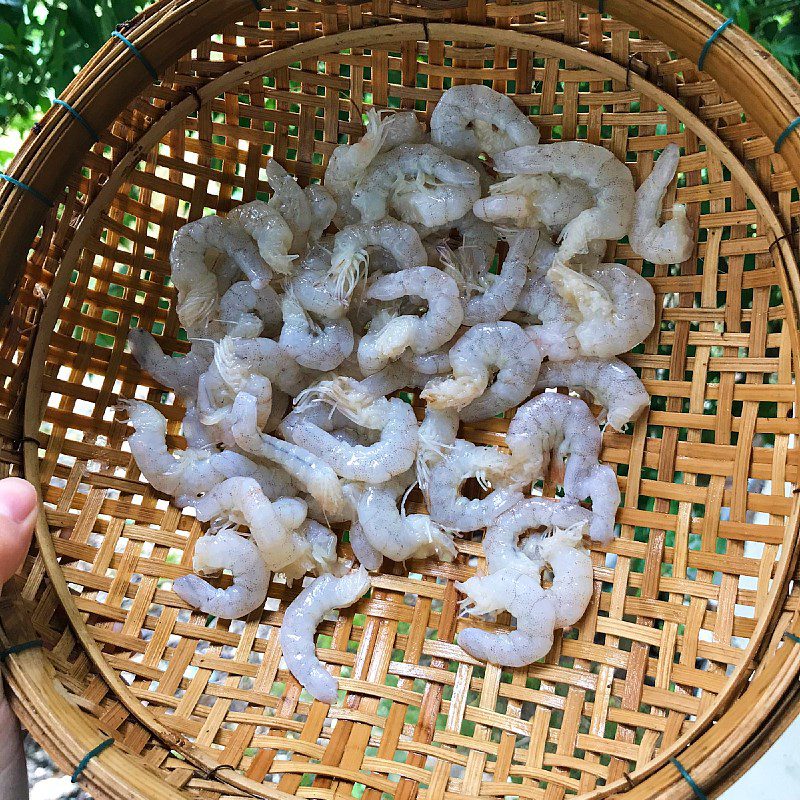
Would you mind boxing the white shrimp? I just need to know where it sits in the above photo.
[304,184,337,243]
[430,85,540,159]
[229,336,307,396]
[119,400,291,507]
[348,522,383,571]
[382,111,427,150]
[173,528,270,619]
[219,280,282,339]
[328,219,427,304]
[230,392,346,517]
[352,144,481,227]
[344,483,456,563]
[279,292,354,372]
[630,143,694,264]
[473,174,594,234]
[181,402,219,450]
[290,379,418,483]
[565,462,620,544]
[197,337,273,443]
[426,439,523,532]
[547,261,655,358]
[280,567,371,703]
[283,519,341,584]
[266,159,311,250]
[288,242,350,321]
[456,569,556,668]
[170,215,272,329]
[228,200,296,275]
[357,267,463,375]
[426,212,498,279]
[401,347,451,376]
[421,322,542,422]
[535,357,650,431]
[457,525,593,666]
[483,497,590,576]
[492,142,635,266]
[128,328,213,401]
[416,407,459,496]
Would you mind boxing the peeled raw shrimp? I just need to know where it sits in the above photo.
[230,392,346,517]
[357,267,463,375]
[457,525,593,666]
[344,482,456,563]
[119,399,291,507]
[492,142,635,265]
[421,322,542,423]
[401,347,451,376]
[290,379,418,483]
[229,336,307,396]
[305,184,337,243]
[173,528,270,619]
[483,497,590,575]
[280,567,371,703]
[128,328,212,401]
[289,242,350,321]
[382,111,427,150]
[228,200,296,275]
[456,569,556,668]
[348,522,383,571]
[473,174,594,234]
[427,212,497,281]
[170,215,272,329]
[430,84,540,159]
[197,337,273,443]
[416,407,459,496]
[565,462,620,544]
[279,292,354,372]
[547,261,655,358]
[266,159,311,250]
[426,439,523,532]
[535,357,650,431]
[327,219,427,304]
[219,280,282,339]
[283,520,341,583]
[352,144,481,227]
[630,143,694,264]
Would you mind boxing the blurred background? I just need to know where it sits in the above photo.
[1,1,798,798]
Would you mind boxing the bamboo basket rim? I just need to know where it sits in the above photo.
[1,2,799,798]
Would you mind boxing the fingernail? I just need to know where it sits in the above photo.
[0,478,38,524]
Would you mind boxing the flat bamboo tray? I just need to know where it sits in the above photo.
[1,2,800,798]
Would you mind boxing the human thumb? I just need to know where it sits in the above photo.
[0,478,37,586]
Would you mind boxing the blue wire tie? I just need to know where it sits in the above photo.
[697,18,734,71]
[53,98,100,143]
[72,738,114,783]
[776,117,800,153]
[784,631,800,645]
[670,757,708,800]
[111,30,159,82]
[0,174,54,208]
[0,639,43,661]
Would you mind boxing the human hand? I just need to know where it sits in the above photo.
[0,478,39,799]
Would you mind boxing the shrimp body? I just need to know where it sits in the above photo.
[492,142,635,265]
[426,440,523,532]
[483,497,590,575]
[358,267,463,374]
[228,200,296,275]
[128,328,212,401]
[328,219,427,303]
[173,528,270,619]
[304,184,337,243]
[564,463,620,543]
[230,337,307,396]
[430,85,540,159]
[473,174,594,234]
[344,483,456,562]
[421,322,542,422]
[280,567,371,703]
[230,392,346,517]
[456,570,556,668]
[352,144,481,227]
[535,357,649,431]
[547,261,655,358]
[401,347,451,376]
[630,144,693,264]
[171,215,272,328]
[219,280,282,339]
[119,400,289,506]
[416,407,459,496]
[291,383,418,483]
[348,522,384,571]
[289,243,350,320]
[266,159,311,249]
[279,293,354,371]
[537,524,594,627]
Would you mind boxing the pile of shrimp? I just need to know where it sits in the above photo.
[121,86,686,696]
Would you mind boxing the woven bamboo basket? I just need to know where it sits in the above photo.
[1,1,800,797]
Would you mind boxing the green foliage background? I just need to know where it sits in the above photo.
[0,0,797,163]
